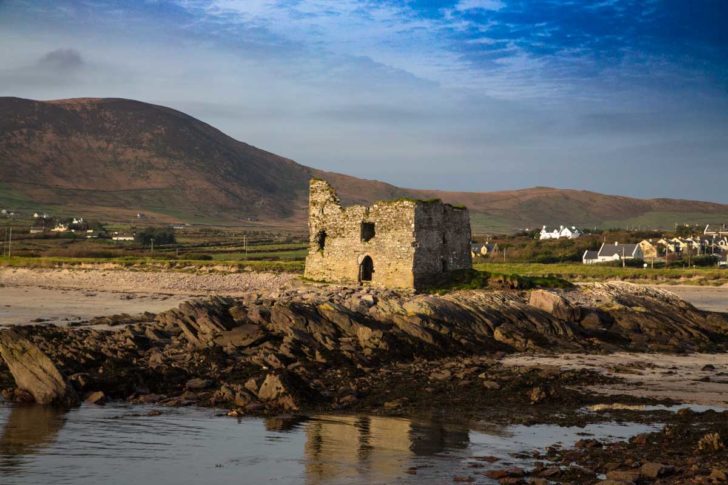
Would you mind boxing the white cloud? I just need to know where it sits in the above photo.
[184,0,458,84]
[175,0,560,98]
[455,0,505,12]
[1,0,726,201]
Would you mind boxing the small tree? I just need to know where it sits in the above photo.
[675,224,693,237]
[135,227,176,246]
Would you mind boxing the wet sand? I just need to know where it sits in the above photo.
[0,268,298,326]
[503,352,728,407]
[0,286,189,326]
[0,267,297,295]
[657,285,728,313]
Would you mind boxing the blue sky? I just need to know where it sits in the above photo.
[1,0,727,202]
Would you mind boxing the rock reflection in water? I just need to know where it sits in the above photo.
[0,405,66,473]
[304,415,470,484]
[0,404,659,484]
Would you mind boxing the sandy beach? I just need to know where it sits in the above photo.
[504,352,728,407]
[2,267,727,326]
[659,285,728,313]
[0,268,298,326]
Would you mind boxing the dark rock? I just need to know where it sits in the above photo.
[157,297,238,347]
[484,467,525,479]
[640,462,675,479]
[606,469,640,482]
[429,369,452,381]
[257,373,300,411]
[244,377,259,394]
[383,398,408,410]
[630,434,649,445]
[185,378,213,390]
[537,466,561,478]
[0,329,79,406]
[575,439,603,449]
[709,468,727,481]
[472,455,500,463]
[529,290,579,321]
[137,393,162,404]
[233,390,255,407]
[85,390,106,405]
[214,324,267,349]
[213,385,234,403]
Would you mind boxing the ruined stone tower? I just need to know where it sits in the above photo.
[304,178,472,289]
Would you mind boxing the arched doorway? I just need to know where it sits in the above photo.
[359,256,374,283]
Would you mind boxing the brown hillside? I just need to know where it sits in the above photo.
[1,97,726,231]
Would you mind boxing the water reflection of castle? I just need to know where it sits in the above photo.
[302,415,470,484]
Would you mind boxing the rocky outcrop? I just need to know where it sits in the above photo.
[0,329,79,406]
[156,297,239,346]
[0,282,726,413]
[529,289,580,321]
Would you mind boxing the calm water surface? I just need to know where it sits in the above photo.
[0,403,659,484]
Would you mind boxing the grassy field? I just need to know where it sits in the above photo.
[2,218,725,285]
[208,249,307,261]
[475,262,728,285]
[0,221,309,272]
[0,255,304,272]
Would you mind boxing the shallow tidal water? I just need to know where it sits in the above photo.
[0,403,659,484]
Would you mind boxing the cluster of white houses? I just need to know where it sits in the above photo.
[29,216,92,235]
[584,236,728,265]
[539,225,582,240]
[27,214,133,241]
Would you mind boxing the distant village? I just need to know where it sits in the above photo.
[2,206,727,268]
[471,223,728,268]
[25,212,136,241]
[0,209,189,245]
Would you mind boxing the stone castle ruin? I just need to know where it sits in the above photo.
[304,179,472,289]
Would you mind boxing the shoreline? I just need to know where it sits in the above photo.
[0,267,299,326]
[1,279,727,482]
[2,267,728,327]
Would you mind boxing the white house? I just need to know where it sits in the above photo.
[51,223,69,232]
[112,232,135,241]
[582,250,599,264]
[705,224,728,237]
[583,242,643,264]
[539,225,582,240]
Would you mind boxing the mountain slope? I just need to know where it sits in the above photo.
[1,97,727,232]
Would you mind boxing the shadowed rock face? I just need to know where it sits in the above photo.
[0,329,79,406]
[0,283,726,413]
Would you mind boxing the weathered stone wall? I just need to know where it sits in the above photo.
[304,179,472,289]
[412,203,472,287]
[304,179,417,288]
